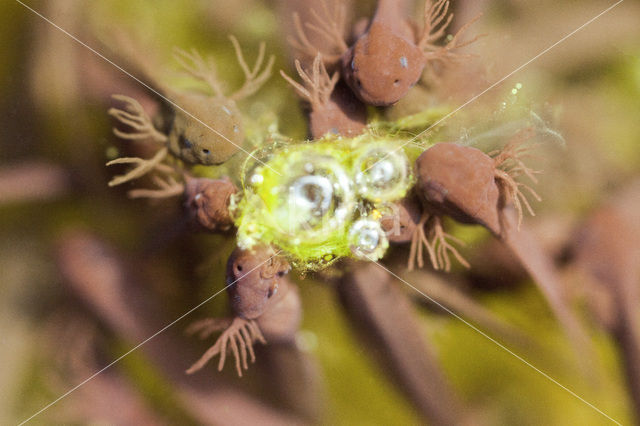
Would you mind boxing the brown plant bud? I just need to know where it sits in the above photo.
[281,55,366,139]
[415,143,501,235]
[342,21,426,106]
[415,143,592,364]
[380,194,422,243]
[226,245,291,320]
[290,0,480,107]
[256,276,302,343]
[308,81,367,139]
[186,247,296,377]
[184,176,237,232]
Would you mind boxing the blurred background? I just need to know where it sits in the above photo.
[1,0,639,424]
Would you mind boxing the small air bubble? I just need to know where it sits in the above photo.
[348,219,388,260]
[399,56,408,68]
[304,162,314,173]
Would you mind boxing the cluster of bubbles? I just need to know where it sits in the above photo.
[237,138,413,267]
[270,154,355,244]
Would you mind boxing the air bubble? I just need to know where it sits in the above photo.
[348,218,388,260]
[271,153,355,241]
[250,174,264,185]
[304,162,315,173]
[353,144,411,202]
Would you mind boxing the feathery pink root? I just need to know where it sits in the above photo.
[186,317,266,377]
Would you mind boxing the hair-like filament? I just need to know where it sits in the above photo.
[186,317,266,377]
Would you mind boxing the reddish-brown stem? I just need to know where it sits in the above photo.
[373,0,413,32]
[56,232,305,425]
[338,262,462,424]
[500,207,593,370]
[613,285,640,418]
[0,162,71,204]
[401,268,533,351]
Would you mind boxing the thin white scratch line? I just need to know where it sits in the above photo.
[15,0,282,176]
[364,0,624,173]
[18,250,283,425]
[372,261,622,425]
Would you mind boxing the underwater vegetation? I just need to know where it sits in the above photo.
[3,0,640,425]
